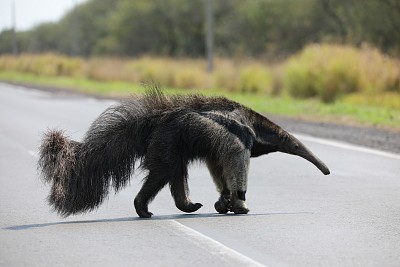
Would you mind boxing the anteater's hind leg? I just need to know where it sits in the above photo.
[169,164,202,213]
[135,127,177,218]
[134,169,170,218]
[135,125,202,217]
[207,160,231,214]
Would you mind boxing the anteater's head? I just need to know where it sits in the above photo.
[277,131,330,175]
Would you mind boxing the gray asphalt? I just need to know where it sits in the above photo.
[1,83,400,267]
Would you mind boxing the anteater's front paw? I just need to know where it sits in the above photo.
[214,196,230,214]
[231,200,249,214]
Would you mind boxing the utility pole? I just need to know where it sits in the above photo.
[205,0,214,73]
[11,0,18,55]
[71,0,79,56]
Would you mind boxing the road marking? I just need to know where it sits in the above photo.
[170,220,266,266]
[294,133,400,160]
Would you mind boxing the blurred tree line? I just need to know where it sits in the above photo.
[0,0,399,58]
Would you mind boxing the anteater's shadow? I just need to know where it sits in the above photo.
[4,211,313,231]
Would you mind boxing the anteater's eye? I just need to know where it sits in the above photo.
[294,144,299,150]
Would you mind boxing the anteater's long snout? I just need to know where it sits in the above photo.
[295,141,330,175]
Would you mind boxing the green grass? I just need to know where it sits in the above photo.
[0,71,144,96]
[225,93,400,128]
[1,71,399,130]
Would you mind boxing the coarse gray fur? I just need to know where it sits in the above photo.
[38,88,330,218]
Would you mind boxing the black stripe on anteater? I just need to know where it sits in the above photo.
[199,111,255,149]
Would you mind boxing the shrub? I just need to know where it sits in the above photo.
[357,46,400,94]
[1,45,398,101]
[282,44,400,102]
[238,64,273,94]
[283,44,361,102]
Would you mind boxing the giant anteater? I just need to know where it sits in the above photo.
[38,89,330,218]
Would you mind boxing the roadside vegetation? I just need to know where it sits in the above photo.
[2,0,399,59]
[1,44,399,129]
[0,0,399,129]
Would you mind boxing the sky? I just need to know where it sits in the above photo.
[0,0,87,31]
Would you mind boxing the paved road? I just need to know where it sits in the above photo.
[1,83,399,267]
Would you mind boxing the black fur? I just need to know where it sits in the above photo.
[38,88,330,218]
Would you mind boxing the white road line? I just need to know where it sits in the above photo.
[170,220,266,267]
[294,133,400,160]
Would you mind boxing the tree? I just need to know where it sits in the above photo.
[0,0,398,57]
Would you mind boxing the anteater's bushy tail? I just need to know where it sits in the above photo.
[38,130,83,216]
[38,102,146,217]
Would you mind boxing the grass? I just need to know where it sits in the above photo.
[283,44,400,102]
[0,71,143,96]
[1,46,399,130]
[1,70,399,130]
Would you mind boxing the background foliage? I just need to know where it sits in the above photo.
[0,0,399,58]
[0,0,399,128]
[1,44,399,105]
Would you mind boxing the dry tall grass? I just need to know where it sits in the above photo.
[283,44,400,102]
[1,44,399,106]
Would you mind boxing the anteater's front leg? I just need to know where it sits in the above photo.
[224,148,250,214]
[208,148,250,214]
[214,187,231,214]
